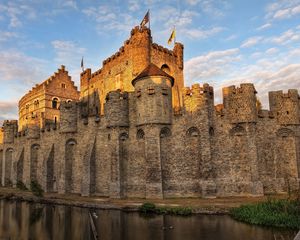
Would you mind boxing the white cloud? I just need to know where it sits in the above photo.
[269,29,300,45]
[224,34,237,41]
[0,49,47,85]
[265,47,278,55]
[0,2,36,27]
[0,31,18,42]
[241,36,262,48]
[182,26,224,39]
[256,23,272,31]
[82,5,138,33]
[0,101,18,122]
[265,1,300,20]
[62,0,78,10]
[185,48,240,81]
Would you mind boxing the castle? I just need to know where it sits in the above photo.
[0,26,299,199]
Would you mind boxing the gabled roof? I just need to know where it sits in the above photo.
[132,63,174,86]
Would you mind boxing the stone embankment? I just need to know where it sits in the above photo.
[0,187,289,214]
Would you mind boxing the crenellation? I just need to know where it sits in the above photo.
[222,83,258,123]
[269,89,300,125]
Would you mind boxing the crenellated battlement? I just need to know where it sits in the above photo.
[222,83,257,123]
[183,83,214,113]
[3,120,18,144]
[269,89,300,125]
[105,90,129,127]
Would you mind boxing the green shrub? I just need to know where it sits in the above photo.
[139,203,192,216]
[230,199,300,229]
[30,180,44,197]
[139,202,156,213]
[16,181,28,191]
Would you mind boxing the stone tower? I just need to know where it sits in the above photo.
[132,63,174,198]
[269,89,300,125]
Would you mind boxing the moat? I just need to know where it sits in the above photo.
[0,200,297,240]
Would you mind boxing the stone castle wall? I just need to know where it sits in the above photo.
[0,80,299,199]
[0,26,299,199]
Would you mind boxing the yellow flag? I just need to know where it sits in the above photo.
[167,29,176,45]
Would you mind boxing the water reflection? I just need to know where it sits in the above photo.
[0,200,297,240]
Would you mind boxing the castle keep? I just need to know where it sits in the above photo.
[0,26,299,199]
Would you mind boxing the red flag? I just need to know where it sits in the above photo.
[140,10,149,27]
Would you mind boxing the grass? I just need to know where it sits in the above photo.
[139,202,192,216]
[30,180,44,197]
[230,199,300,229]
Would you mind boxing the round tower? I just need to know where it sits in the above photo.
[104,90,129,127]
[132,63,174,126]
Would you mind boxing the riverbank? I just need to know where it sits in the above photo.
[0,187,291,214]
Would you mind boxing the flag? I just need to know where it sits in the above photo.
[168,29,176,45]
[140,10,149,28]
[81,57,84,71]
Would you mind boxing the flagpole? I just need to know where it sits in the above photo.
[174,25,176,44]
[148,9,150,30]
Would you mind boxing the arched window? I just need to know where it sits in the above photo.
[160,127,171,138]
[209,127,214,136]
[119,132,129,141]
[161,64,171,74]
[186,127,200,137]
[137,129,145,140]
[229,125,246,136]
[34,100,39,109]
[52,98,58,109]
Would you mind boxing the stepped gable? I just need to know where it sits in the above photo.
[131,63,174,86]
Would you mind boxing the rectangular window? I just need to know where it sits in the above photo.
[136,89,141,97]
[162,88,168,95]
[148,87,155,95]
[61,83,66,88]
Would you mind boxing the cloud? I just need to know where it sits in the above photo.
[269,29,300,45]
[241,36,263,48]
[185,0,229,18]
[82,5,138,33]
[265,47,278,55]
[0,2,36,27]
[265,1,300,20]
[182,26,224,39]
[185,48,240,81]
[256,23,272,31]
[62,0,78,10]
[0,49,48,86]
[0,31,18,42]
[0,101,18,122]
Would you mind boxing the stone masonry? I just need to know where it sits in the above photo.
[0,26,299,199]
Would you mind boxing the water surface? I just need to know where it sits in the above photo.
[0,200,297,240]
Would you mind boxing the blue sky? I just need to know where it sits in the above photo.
[1,0,300,122]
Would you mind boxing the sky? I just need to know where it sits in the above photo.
[0,0,300,123]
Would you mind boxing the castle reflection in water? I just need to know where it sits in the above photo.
[0,200,296,240]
